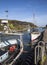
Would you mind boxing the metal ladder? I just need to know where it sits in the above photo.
[35,41,46,65]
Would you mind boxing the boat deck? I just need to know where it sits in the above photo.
[0,49,6,56]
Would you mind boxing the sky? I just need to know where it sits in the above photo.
[0,0,47,26]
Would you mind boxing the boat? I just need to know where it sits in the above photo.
[31,28,44,45]
[31,32,41,44]
[0,33,24,65]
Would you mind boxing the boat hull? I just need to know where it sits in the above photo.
[31,32,41,45]
[0,51,8,63]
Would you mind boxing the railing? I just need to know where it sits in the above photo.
[35,41,46,65]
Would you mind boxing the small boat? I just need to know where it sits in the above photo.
[31,32,41,44]
[0,32,23,65]
[31,28,43,45]
[0,33,18,63]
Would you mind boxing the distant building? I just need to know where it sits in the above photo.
[1,20,8,33]
[1,20,8,24]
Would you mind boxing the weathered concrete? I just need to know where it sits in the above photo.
[43,29,47,65]
[43,29,47,43]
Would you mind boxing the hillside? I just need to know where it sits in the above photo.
[0,19,37,31]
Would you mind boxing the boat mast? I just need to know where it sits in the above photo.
[4,10,9,33]
[5,10,9,30]
[1,10,9,33]
[5,10,8,20]
[33,13,35,24]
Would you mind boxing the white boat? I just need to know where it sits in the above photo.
[0,32,24,64]
[0,51,8,63]
[31,32,41,42]
[31,28,42,45]
[0,34,17,63]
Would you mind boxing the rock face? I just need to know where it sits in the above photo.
[43,29,47,43]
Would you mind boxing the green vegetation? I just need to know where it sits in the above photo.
[9,24,14,29]
[0,19,37,31]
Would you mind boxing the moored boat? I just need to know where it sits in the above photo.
[31,28,44,46]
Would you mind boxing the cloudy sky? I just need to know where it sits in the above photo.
[0,0,47,26]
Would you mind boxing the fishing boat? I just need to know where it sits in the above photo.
[0,33,24,65]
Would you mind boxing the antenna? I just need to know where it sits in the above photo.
[33,13,35,24]
[33,13,37,27]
